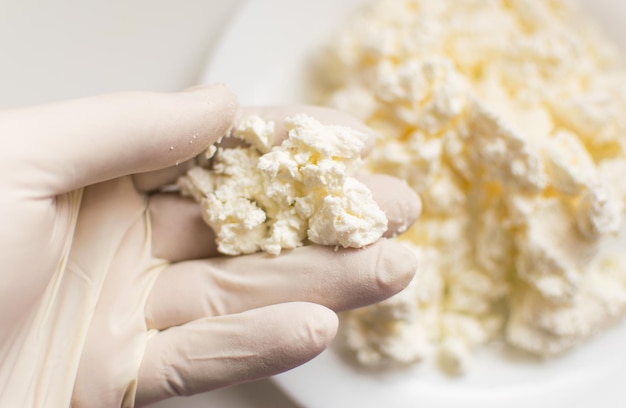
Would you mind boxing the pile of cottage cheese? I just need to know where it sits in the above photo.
[315,0,626,373]
[178,114,387,256]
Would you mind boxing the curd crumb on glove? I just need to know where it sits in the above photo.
[177,114,388,256]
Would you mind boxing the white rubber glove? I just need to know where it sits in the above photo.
[0,85,420,407]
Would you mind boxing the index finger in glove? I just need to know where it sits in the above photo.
[144,239,417,331]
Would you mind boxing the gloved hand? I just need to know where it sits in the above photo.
[0,85,420,407]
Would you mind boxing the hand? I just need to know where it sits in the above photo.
[0,85,420,407]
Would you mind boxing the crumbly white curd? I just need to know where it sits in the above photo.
[315,0,626,373]
[178,114,388,256]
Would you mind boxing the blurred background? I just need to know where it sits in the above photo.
[0,0,243,108]
[0,0,298,406]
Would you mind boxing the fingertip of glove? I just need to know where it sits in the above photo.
[384,180,422,238]
[375,239,418,297]
[153,84,239,166]
[358,174,422,238]
[181,83,239,127]
[290,303,339,352]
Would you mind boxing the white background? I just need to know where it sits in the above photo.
[0,0,243,108]
[0,0,298,407]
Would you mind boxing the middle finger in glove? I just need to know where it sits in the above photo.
[144,238,417,330]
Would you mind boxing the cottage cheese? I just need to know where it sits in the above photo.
[318,0,626,373]
[178,114,388,255]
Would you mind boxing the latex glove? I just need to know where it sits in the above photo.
[0,85,420,407]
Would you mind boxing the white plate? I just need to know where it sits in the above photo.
[201,1,626,407]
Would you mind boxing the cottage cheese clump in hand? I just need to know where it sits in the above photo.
[177,114,388,256]
[316,0,626,373]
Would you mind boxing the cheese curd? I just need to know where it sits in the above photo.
[318,0,626,373]
[178,114,388,255]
